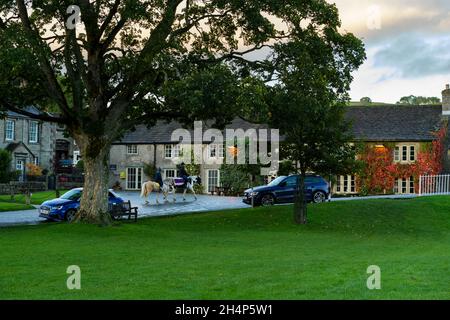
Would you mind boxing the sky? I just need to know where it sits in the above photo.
[329,0,450,103]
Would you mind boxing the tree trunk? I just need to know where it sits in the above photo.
[294,172,307,225]
[73,135,112,225]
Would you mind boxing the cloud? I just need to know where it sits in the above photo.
[373,34,450,78]
[327,0,450,101]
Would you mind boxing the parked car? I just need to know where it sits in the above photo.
[39,188,124,222]
[243,175,330,207]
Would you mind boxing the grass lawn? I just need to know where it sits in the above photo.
[0,190,68,207]
[0,202,34,212]
[0,196,449,299]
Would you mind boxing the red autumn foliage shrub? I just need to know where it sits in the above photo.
[358,127,446,194]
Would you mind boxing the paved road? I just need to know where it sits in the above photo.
[0,192,418,227]
[0,192,248,227]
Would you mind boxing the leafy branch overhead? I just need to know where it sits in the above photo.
[1,0,359,137]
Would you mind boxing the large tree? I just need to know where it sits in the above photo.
[1,0,362,224]
[267,30,365,224]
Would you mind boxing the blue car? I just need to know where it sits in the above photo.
[243,175,330,207]
[39,188,125,222]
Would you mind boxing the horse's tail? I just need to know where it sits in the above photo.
[141,182,148,198]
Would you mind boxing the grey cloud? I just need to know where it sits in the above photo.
[373,33,450,78]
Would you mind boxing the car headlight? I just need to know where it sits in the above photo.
[251,192,259,197]
[53,205,64,210]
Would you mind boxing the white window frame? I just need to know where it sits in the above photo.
[16,159,24,171]
[126,167,143,190]
[164,145,173,158]
[394,147,400,162]
[164,144,181,159]
[207,169,220,193]
[164,169,176,179]
[395,144,417,163]
[5,120,15,141]
[29,121,39,143]
[173,144,181,158]
[394,176,415,195]
[73,150,81,165]
[335,175,357,194]
[409,145,416,162]
[208,144,225,159]
[127,145,138,155]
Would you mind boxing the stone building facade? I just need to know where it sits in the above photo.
[0,106,75,179]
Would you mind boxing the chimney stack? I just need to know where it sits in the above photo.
[442,84,450,116]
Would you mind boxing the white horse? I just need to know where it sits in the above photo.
[167,176,201,201]
[140,178,176,205]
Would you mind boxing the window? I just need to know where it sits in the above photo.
[73,150,81,165]
[173,144,181,158]
[5,120,14,141]
[164,169,176,179]
[335,175,357,194]
[209,144,224,158]
[284,176,298,187]
[394,177,415,195]
[126,167,143,190]
[351,176,356,193]
[164,145,181,158]
[16,159,24,171]
[402,146,408,161]
[395,145,417,163]
[127,145,138,155]
[29,121,39,143]
[394,147,400,162]
[410,146,415,162]
[207,170,220,193]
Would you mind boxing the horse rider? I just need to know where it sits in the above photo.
[179,162,189,187]
[154,167,163,188]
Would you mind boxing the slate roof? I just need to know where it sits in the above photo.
[115,105,445,145]
[6,105,42,118]
[114,117,271,144]
[345,105,444,142]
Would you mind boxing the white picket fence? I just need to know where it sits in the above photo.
[419,174,450,196]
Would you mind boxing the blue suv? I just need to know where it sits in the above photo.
[39,188,124,222]
[243,175,330,207]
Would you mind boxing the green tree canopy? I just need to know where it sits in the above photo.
[396,95,441,105]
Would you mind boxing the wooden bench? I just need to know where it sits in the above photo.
[109,200,138,222]
[215,186,232,196]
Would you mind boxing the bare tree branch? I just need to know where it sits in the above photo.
[15,0,73,119]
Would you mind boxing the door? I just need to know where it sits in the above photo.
[16,159,25,181]
[207,170,220,194]
[126,167,143,190]
[275,176,298,203]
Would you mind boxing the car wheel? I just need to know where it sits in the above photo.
[65,209,77,223]
[261,194,275,207]
[313,191,326,204]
